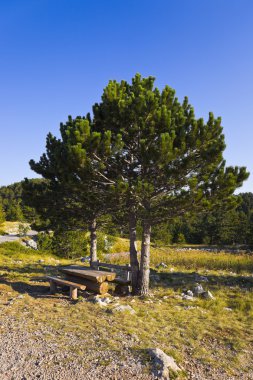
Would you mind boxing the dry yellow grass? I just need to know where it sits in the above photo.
[0,242,253,378]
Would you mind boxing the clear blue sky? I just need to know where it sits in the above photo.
[0,0,252,192]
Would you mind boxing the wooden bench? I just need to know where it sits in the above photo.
[91,261,132,294]
[47,276,86,300]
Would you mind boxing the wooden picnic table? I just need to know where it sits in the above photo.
[59,265,117,294]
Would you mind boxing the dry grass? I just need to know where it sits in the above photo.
[0,242,253,378]
[107,243,253,273]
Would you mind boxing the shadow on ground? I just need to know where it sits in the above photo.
[0,263,65,299]
[150,269,253,290]
[1,265,253,301]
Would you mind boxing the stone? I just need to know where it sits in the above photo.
[149,348,181,379]
[182,294,194,301]
[113,305,136,314]
[156,262,168,268]
[92,295,112,307]
[193,283,204,296]
[201,290,214,299]
[81,256,90,263]
[186,290,193,297]
[198,275,209,282]
[25,239,37,250]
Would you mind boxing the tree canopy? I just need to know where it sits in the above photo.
[92,74,249,294]
[25,74,249,295]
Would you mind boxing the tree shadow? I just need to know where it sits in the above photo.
[150,269,253,290]
[0,276,50,296]
[0,265,56,275]
[0,264,66,300]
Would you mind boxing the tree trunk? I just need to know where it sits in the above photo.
[89,219,97,265]
[129,212,139,294]
[138,221,151,296]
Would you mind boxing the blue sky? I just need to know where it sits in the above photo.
[0,0,252,192]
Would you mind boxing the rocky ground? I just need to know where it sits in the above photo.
[0,317,153,380]
[0,245,253,380]
[0,288,252,380]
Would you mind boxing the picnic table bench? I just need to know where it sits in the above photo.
[47,276,86,300]
[57,265,117,295]
[46,262,132,299]
[91,260,132,294]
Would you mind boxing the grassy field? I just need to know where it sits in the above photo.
[0,241,253,379]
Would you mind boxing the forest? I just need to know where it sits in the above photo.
[1,180,253,247]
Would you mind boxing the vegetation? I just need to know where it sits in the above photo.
[0,180,44,227]
[92,74,248,295]
[0,242,252,378]
[21,74,249,296]
[1,182,253,247]
[106,246,253,274]
[0,201,5,224]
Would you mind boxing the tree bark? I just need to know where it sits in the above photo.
[129,212,139,294]
[89,219,97,265]
[138,221,151,296]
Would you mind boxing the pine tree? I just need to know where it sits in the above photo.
[0,201,5,224]
[93,73,249,295]
[25,116,116,262]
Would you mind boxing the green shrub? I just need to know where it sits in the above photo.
[0,229,6,235]
[18,223,30,236]
[52,229,89,259]
[97,233,117,254]
[37,232,53,251]
[176,233,186,245]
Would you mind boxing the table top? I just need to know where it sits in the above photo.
[59,266,116,283]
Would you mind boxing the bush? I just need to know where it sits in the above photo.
[37,232,53,251]
[175,233,186,245]
[52,229,89,259]
[18,223,30,236]
[97,233,117,254]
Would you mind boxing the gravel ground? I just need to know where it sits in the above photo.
[0,272,252,379]
[0,315,154,380]
[0,309,252,380]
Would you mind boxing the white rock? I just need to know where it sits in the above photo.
[182,294,194,301]
[156,262,168,268]
[149,348,181,379]
[93,295,111,307]
[25,239,37,250]
[193,283,204,296]
[113,305,136,314]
